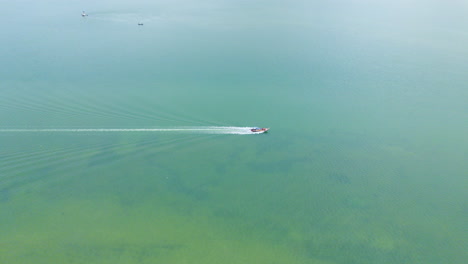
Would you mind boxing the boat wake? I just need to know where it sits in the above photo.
[0,127,264,135]
[85,12,162,24]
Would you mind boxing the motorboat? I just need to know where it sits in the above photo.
[81,11,88,17]
[138,23,144,26]
[251,127,269,133]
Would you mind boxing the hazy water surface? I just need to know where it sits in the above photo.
[1,1,467,263]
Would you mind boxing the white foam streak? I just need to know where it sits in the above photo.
[0,127,263,135]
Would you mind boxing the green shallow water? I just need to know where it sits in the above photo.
[1,1,467,263]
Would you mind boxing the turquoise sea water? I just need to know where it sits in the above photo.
[1,1,467,263]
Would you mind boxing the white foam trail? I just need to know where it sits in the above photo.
[0,127,263,135]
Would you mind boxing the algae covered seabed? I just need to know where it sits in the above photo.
[1,1,467,263]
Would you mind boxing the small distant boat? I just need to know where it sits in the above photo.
[138,23,144,26]
[251,127,269,133]
[81,11,88,17]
